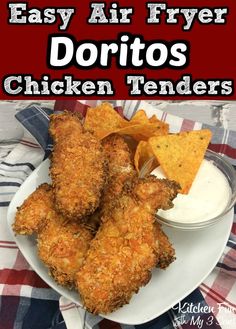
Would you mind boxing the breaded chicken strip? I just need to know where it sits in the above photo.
[13,183,53,235]
[49,112,107,220]
[100,134,137,214]
[38,213,94,287]
[102,136,174,269]
[154,223,175,269]
[88,134,137,230]
[76,177,179,314]
[13,181,94,287]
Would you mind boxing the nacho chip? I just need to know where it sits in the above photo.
[149,115,170,134]
[130,110,149,124]
[115,123,168,141]
[84,105,169,141]
[125,111,168,140]
[149,129,212,194]
[134,141,157,173]
[84,103,128,139]
[131,111,168,128]
[149,115,162,124]
[149,115,158,124]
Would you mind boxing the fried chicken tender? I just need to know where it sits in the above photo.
[38,213,94,287]
[76,176,179,314]
[87,134,137,230]
[100,134,137,213]
[154,223,175,269]
[13,182,94,287]
[13,183,53,235]
[49,112,107,220]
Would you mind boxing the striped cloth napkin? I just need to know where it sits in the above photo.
[0,101,235,329]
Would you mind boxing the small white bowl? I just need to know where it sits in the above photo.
[139,150,236,230]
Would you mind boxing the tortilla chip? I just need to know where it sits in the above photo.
[149,115,162,124]
[134,141,157,173]
[84,103,128,139]
[115,123,168,141]
[131,111,169,128]
[85,105,169,140]
[130,110,150,124]
[149,129,212,194]
[152,123,169,136]
[123,111,168,140]
[149,115,170,133]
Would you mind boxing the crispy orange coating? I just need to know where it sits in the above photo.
[49,112,107,220]
[76,177,179,314]
[154,223,175,269]
[88,134,137,229]
[13,183,53,235]
[13,181,94,287]
[101,134,137,211]
[102,134,135,179]
[38,213,94,287]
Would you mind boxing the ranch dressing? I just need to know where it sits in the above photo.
[152,159,231,223]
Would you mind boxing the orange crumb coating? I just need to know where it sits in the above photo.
[13,183,53,235]
[88,134,137,230]
[101,134,137,213]
[38,213,94,288]
[154,223,175,269]
[76,177,179,314]
[49,112,107,220]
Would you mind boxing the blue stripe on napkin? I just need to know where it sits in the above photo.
[15,105,53,153]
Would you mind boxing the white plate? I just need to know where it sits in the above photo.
[7,159,233,325]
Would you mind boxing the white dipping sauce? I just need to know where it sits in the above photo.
[152,159,231,223]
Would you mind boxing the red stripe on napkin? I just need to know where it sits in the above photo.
[209,144,236,159]
[14,250,31,271]
[60,302,75,311]
[0,245,18,249]
[0,269,49,288]
[201,275,236,316]
[0,241,16,245]
[201,283,236,310]
[231,223,236,235]
[99,319,122,329]
[181,119,195,132]
[20,140,40,149]
[0,296,20,329]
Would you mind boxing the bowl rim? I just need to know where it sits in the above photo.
[139,149,236,230]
